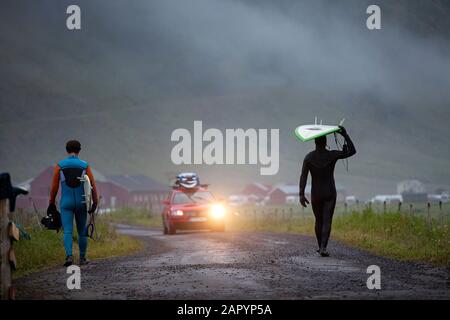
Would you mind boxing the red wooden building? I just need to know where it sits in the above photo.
[105,175,168,212]
[241,183,272,204]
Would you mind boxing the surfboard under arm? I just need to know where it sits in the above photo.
[80,174,93,211]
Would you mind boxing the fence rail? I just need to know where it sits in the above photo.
[227,201,450,222]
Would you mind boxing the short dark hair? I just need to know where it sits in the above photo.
[315,136,327,148]
[66,140,81,153]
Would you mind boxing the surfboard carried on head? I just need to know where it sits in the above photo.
[294,118,345,142]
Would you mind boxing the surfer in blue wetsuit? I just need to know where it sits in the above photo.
[47,140,98,267]
[299,126,356,257]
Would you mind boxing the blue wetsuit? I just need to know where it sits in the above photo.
[50,155,93,257]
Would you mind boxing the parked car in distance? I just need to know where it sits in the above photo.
[370,195,403,204]
[428,193,450,203]
[345,195,358,204]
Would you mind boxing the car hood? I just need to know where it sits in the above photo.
[169,203,212,211]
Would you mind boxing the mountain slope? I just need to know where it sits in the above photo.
[1,0,449,197]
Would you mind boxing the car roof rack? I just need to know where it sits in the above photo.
[172,184,209,190]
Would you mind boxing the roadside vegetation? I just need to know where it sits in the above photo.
[332,211,449,265]
[12,211,143,278]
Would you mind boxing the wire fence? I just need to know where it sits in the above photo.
[10,208,44,230]
[227,201,450,223]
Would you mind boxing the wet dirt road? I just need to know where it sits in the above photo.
[16,224,450,299]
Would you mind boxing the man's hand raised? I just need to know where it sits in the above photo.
[338,125,347,136]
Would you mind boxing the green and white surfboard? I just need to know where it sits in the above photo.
[294,118,344,142]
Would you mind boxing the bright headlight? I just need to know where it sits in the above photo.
[211,204,225,218]
[171,209,183,216]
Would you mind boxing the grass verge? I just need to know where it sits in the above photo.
[13,216,143,278]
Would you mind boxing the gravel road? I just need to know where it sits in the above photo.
[15,224,450,299]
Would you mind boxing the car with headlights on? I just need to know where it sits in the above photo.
[161,185,226,235]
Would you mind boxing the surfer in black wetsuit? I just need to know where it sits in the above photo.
[299,126,356,257]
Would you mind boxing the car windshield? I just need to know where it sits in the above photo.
[173,191,215,204]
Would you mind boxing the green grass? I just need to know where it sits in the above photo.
[226,209,450,266]
[13,216,143,278]
[332,210,450,266]
[108,207,162,228]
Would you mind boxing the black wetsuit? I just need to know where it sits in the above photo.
[299,131,356,250]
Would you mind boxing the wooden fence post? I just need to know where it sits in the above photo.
[398,202,402,213]
[1,199,12,300]
[383,201,386,214]
[409,203,413,216]
[16,208,23,226]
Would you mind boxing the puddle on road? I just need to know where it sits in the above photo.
[291,256,363,273]
[261,238,289,246]
[116,225,249,266]
[116,225,161,237]
[142,245,246,267]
